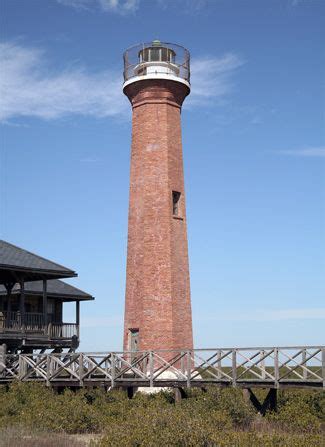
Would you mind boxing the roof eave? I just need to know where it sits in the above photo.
[0,265,77,278]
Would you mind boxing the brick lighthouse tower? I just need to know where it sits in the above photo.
[123,41,193,353]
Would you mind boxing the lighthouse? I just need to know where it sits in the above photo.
[123,41,193,353]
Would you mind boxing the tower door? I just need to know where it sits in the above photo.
[129,329,139,352]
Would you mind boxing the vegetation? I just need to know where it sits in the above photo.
[0,383,323,446]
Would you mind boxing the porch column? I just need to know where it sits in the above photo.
[76,301,80,338]
[20,279,25,329]
[4,283,13,325]
[43,279,48,327]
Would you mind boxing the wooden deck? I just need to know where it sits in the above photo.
[0,346,324,389]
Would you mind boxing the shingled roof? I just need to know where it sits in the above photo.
[0,279,94,301]
[0,240,76,283]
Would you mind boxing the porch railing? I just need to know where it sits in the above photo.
[0,312,78,340]
[0,311,44,332]
[49,323,79,339]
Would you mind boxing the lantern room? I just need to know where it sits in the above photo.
[139,40,176,63]
[123,40,190,90]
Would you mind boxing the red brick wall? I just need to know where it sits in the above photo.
[123,79,193,353]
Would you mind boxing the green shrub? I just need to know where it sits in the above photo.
[97,405,232,447]
[180,386,254,426]
[266,389,323,433]
[0,383,101,434]
[97,428,324,447]
[0,382,323,446]
[267,399,321,433]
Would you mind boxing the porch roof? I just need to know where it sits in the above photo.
[0,279,94,302]
[0,240,77,284]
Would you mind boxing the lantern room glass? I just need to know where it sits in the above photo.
[123,41,190,84]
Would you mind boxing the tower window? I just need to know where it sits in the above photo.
[172,191,181,216]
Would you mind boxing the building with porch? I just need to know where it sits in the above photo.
[0,240,94,354]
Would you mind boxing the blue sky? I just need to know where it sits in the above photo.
[1,0,324,351]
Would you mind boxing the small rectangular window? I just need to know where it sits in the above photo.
[172,191,181,216]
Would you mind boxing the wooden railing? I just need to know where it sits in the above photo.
[49,323,78,339]
[25,313,45,331]
[0,312,78,340]
[0,346,324,388]
[0,312,45,332]
[0,311,21,331]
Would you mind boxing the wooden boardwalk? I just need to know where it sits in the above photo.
[0,346,324,389]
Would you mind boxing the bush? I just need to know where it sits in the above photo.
[97,428,323,447]
[96,405,232,447]
[0,383,101,434]
[266,391,322,433]
[0,383,323,446]
[180,386,254,426]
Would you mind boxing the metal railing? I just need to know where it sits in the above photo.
[0,346,323,388]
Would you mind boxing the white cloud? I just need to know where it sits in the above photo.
[277,147,325,158]
[57,0,139,14]
[0,42,243,123]
[291,0,307,6]
[100,0,139,13]
[200,307,325,322]
[58,0,216,14]
[156,0,209,11]
[0,42,128,122]
[188,53,244,107]
[57,0,90,10]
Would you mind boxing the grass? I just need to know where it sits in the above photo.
[0,427,96,447]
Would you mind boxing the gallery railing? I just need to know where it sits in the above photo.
[0,346,324,388]
[123,42,190,84]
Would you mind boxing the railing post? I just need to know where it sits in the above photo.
[302,349,307,380]
[0,344,6,374]
[232,349,237,387]
[18,355,25,381]
[217,349,222,380]
[149,351,154,388]
[322,348,325,388]
[111,353,115,389]
[46,355,50,386]
[180,351,185,375]
[260,350,266,380]
[79,353,84,387]
[187,350,191,388]
[274,348,279,388]
[50,354,55,380]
